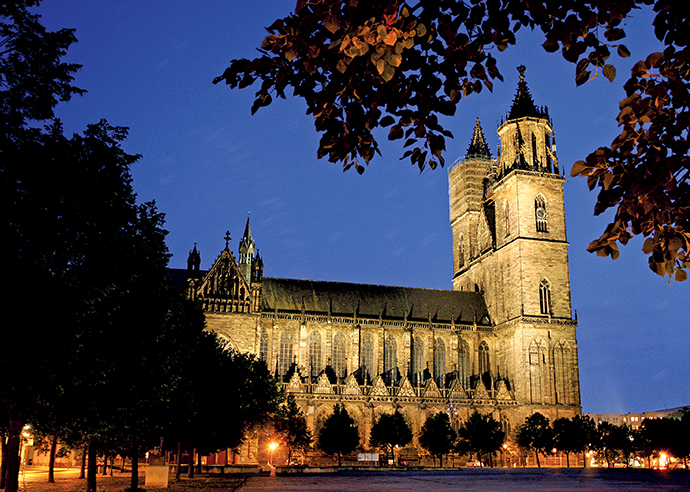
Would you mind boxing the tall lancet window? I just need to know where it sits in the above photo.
[259,329,269,362]
[539,279,551,315]
[434,338,446,388]
[478,341,491,390]
[279,329,293,376]
[412,336,424,386]
[333,332,347,379]
[535,195,548,232]
[384,335,398,385]
[361,333,374,383]
[309,331,322,379]
[505,201,511,237]
[458,235,465,268]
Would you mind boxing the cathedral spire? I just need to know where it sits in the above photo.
[465,118,492,160]
[239,213,256,284]
[507,65,547,121]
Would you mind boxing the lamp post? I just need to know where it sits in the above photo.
[268,442,279,477]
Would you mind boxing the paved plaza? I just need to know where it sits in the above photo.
[238,469,690,492]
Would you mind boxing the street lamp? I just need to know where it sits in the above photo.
[268,442,279,466]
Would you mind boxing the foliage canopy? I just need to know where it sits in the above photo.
[317,404,360,466]
[215,0,690,280]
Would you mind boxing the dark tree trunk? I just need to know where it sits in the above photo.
[187,447,194,478]
[175,442,182,479]
[5,406,24,492]
[80,443,87,479]
[102,449,109,476]
[48,434,58,483]
[1,431,8,489]
[120,455,127,473]
[535,451,541,468]
[565,451,570,468]
[196,450,202,475]
[86,436,98,492]
[130,438,139,491]
[582,450,587,468]
[488,453,493,468]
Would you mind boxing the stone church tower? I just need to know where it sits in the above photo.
[173,67,581,465]
[449,66,579,411]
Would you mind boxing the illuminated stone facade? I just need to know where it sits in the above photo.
[175,68,581,463]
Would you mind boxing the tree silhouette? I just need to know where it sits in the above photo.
[516,413,553,468]
[456,410,505,467]
[369,410,413,466]
[419,412,456,467]
[317,404,359,466]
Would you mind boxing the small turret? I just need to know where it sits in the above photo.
[187,243,201,276]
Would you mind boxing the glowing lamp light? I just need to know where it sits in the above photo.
[269,442,279,451]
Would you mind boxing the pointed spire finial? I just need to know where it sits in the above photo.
[517,64,526,79]
[224,230,231,249]
[464,117,492,160]
[507,65,548,121]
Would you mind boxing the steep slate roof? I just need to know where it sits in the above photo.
[465,118,492,159]
[508,65,548,120]
[260,277,490,325]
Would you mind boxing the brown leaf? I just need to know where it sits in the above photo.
[603,64,616,83]
[324,15,340,34]
[617,44,630,58]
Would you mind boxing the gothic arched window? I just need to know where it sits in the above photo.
[279,329,293,376]
[505,201,511,237]
[458,235,465,268]
[333,332,347,379]
[259,329,269,362]
[539,279,551,315]
[434,338,446,388]
[529,339,547,404]
[535,195,548,232]
[553,340,571,405]
[361,333,374,383]
[383,335,398,375]
[458,339,470,389]
[309,330,322,379]
[478,341,491,390]
[412,336,424,386]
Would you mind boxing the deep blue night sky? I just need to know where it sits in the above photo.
[37,0,689,414]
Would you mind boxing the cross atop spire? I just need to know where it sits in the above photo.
[465,118,492,160]
[224,230,231,249]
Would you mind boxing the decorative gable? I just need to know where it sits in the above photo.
[423,378,442,399]
[448,379,468,399]
[397,377,416,398]
[342,374,362,395]
[368,376,389,397]
[314,373,335,394]
[198,248,253,313]
[286,370,305,394]
[495,380,513,400]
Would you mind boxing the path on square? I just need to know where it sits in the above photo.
[238,469,690,492]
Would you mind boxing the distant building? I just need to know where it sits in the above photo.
[173,67,581,464]
[586,406,690,430]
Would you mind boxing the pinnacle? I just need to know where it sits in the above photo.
[465,118,492,159]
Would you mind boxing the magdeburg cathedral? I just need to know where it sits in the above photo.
[172,67,581,464]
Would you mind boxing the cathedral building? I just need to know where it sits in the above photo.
[176,67,581,463]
